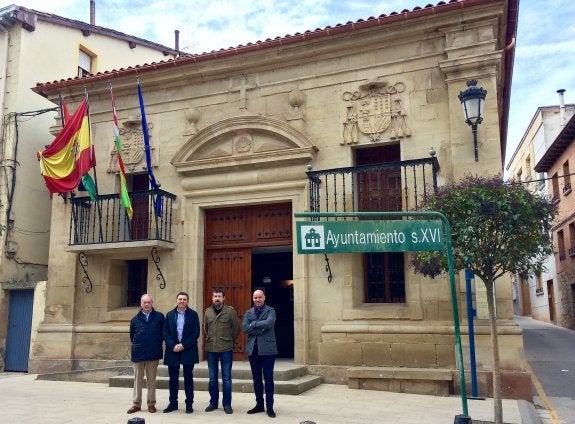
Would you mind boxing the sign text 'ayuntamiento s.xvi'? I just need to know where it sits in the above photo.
[296,220,444,254]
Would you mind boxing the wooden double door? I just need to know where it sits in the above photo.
[204,203,293,361]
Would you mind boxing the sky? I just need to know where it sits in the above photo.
[3,0,575,168]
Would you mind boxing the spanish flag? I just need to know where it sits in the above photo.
[38,99,95,194]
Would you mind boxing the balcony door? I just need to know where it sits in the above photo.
[130,174,149,240]
[356,144,402,212]
[355,144,405,303]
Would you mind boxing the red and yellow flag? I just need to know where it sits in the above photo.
[38,99,94,193]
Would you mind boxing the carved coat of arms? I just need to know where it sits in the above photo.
[108,118,155,174]
[341,80,411,144]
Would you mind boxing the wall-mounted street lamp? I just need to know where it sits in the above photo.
[458,80,487,161]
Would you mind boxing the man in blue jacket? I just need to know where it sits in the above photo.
[162,291,200,414]
[243,289,278,418]
[127,294,165,414]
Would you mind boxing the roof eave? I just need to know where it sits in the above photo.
[534,115,575,173]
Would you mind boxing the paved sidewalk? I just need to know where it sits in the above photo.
[1,372,527,424]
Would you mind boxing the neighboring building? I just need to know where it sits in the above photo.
[0,4,178,372]
[30,0,526,399]
[506,94,575,325]
[535,100,575,330]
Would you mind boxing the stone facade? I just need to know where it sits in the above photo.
[28,0,529,399]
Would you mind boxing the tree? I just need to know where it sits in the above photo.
[411,174,556,424]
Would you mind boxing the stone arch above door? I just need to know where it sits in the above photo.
[171,115,317,176]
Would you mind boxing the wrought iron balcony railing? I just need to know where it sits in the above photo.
[69,189,176,245]
[307,157,440,217]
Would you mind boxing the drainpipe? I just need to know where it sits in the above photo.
[0,23,9,150]
[0,25,10,161]
[557,89,566,126]
[0,23,9,252]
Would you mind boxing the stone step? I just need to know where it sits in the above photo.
[154,360,309,380]
[109,360,323,395]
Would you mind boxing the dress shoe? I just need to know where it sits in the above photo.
[205,404,217,412]
[267,408,276,418]
[163,403,178,413]
[127,405,141,414]
[247,405,265,414]
[185,405,194,414]
[148,405,157,413]
[224,406,233,414]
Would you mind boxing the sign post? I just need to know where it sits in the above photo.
[295,211,469,417]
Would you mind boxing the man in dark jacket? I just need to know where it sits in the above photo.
[243,289,278,418]
[204,287,241,414]
[162,291,200,414]
[127,294,165,414]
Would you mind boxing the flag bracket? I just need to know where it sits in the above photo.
[324,254,333,283]
[58,192,69,204]
[78,252,93,293]
[151,247,166,289]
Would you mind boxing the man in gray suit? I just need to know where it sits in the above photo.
[242,289,278,418]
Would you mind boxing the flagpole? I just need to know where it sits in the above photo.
[109,81,133,237]
[58,93,65,126]
[137,76,163,220]
[84,88,100,196]
[84,87,104,243]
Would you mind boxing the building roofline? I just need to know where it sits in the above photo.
[0,4,178,56]
[506,104,575,171]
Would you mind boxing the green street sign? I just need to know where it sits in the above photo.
[294,211,468,416]
[296,220,443,254]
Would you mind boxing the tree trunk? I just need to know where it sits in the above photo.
[485,278,503,424]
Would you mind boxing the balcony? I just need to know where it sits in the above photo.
[67,189,176,254]
[306,157,440,216]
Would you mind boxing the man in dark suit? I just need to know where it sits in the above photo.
[243,289,278,418]
[127,294,164,414]
[162,291,200,414]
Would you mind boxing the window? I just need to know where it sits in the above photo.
[126,259,148,306]
[78,49,92,77]
[569,223,575,257]
[355,144,405,303]
[558,230,566,261]
[536,272,543,290]
[552,173,560,203]
[364,252,405,302]
[563,161,571,194]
